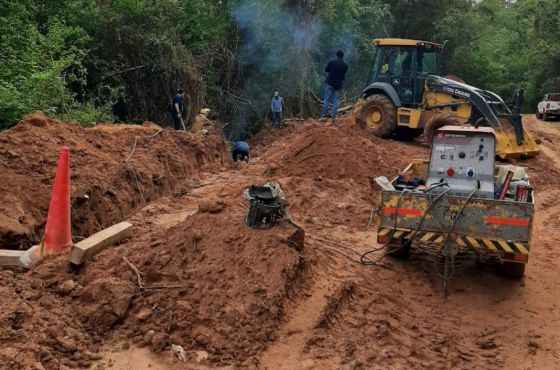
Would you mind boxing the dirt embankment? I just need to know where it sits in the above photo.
[0,112,229,250]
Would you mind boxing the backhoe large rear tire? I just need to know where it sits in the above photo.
[356,94,397,138]
[423,114,461,144]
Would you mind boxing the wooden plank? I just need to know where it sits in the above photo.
[0,250,26,267]
[68,222,133,265]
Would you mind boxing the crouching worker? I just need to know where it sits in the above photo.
[232,141,250,163]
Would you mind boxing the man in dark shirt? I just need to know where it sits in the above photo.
[170,89,186,130]
[321,50,348,121]
[232,141,250,163]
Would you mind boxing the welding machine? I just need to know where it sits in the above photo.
[426,126,496,199]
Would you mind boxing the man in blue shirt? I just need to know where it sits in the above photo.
[232,141,250,162]
[170,89,185,130]
[321,50,348,121]
[271,91,284,128]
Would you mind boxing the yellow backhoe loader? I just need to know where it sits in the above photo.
[355,38,540,159]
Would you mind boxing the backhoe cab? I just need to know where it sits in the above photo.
[355,38,540,159]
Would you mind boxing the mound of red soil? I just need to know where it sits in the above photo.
[253,116,425,184]
[111,204,305,366]
[0,112,228,250]
[250,116,427,229]
[0,262,100,369]
[0,195,305,368]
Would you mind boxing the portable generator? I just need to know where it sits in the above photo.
[426,126,496,199]
[376,125,534,286]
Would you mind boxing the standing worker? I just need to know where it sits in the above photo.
[271,91,284,128]
[231,141,250,163]
[321,50,348,122]
[170,89,186,131]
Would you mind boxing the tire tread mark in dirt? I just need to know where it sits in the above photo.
[260,276,339,369]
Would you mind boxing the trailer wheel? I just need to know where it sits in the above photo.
[356,94,397,138]
[386,240,411,259]
[500,261,525,279]
[423,114,460,144]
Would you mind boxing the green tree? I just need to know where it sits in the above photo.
[0,1,111,128]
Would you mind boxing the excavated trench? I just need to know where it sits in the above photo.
[0,114,310,369]
[0,112,229,250]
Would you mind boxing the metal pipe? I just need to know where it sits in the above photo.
[498,170,514,200]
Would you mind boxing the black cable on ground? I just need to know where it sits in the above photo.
[357,189,413,265]
[359,182,450,266]
[308,235,394,269]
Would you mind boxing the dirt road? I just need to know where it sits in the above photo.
[257,116,560,370]
[1,114,559,369]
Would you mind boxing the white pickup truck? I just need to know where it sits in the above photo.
[537,93,560,121]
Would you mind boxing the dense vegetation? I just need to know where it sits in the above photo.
[1,0,559,131]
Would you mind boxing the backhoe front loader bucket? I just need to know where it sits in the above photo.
[494,122,540,160]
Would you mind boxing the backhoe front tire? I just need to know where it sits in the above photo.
[423,114,461,144]
[356,94,397,138]
[536,110,543,119]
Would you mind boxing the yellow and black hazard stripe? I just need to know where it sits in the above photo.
[377,227,446,244]
[455,235,529,254]
[377,227,529,255]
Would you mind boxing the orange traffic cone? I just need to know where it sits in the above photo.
[41,146,72,256]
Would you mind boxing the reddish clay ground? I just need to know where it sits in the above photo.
[0,113,559,369]
[0,112,229,250]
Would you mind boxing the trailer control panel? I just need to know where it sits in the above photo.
[426,126,495,199]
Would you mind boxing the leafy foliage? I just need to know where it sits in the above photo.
[413,0,560,109]
[0,0,559,129]
[0,1,113,129]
